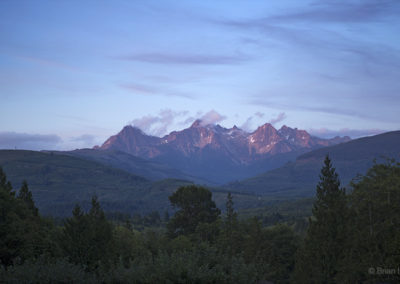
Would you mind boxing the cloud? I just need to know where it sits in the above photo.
[120,83,194,98]
[267,0,400,24]
[268,112,287,125]
[240,112,282,132]
[240,116,254,132]
[180,116,196,126]
[249,97,389,122]
[118,52,249,65]
[199,110,226,126]
[58,134,102,150]
[129,109,226,136]
[130,109,189,137]
[70,134,96,145]
[255,112,264,118]
[0,132,62,150]
[308,128,386,139]
[217,1,400,78]
[10,53,79,72]
[120,83,159,94]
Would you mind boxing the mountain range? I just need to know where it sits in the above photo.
[227,131,400,197]
[0,128,398,217]
[97,120,350,183]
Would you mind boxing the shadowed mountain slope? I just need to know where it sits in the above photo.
[225,131,400,197]
[97,121,350,183]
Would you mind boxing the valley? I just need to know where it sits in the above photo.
[0,125,398,217]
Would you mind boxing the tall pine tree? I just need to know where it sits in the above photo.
[337,160,400,283]
[17,180,38,216]
[61,197,114,271]
[293,155,348,283]
[222,192,240,255]
[0,168,49,265]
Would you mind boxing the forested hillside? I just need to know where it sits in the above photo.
[227,131,400,197]
[0,150,279,217]
[1,157,399,283]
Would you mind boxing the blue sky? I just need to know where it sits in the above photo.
[0,0,399,150]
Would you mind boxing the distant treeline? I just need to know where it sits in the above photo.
[1,156,399,283]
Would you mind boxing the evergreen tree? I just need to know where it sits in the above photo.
[0,168,23,265]
[61,204,89,266]
[221,192,240,255]
[337,160,400,283]
[225,192,237,230]
[0,168,51,265]
[17,180,38,216]
[61,197,114,271]
[293,155,348,283]
[0,167,13,194]
[87,196,114,270]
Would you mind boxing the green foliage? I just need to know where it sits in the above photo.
[65,148,210,184]
[0,168,56,266]
[0,256,97,283]
[0,167,13,193]
[238,197,314,235]
[60,197,115,271]
[258,224,300,283]
[17,180,38,216]
[2,165,303,283]
[167,185,221,237]
[293,157,400,283]
[337,160,400,283]
[101,245,258,283]
[219,193,240,256]
[3,157,400,283]
[294,155,348,283]
[225,192,238,231]
[0,150,150,216]
[228,131,400,197]
[0,149,286,217]
[113,226,150,268]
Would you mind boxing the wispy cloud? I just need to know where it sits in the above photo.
[240,112,286,131]
[10,53,80,72]
[249,97,389,122]
[240,116,254,132]
[130,109,189,137]
[0,132,62,150]
[70,134,97,147]
[120,83,194,98]
[199,110,226,126]
[309,127,387,139]
[254,112,265,118]
[118,52,250,65]
[216,1,400,79]
[267,0,400,24]
[268,112,287,125]
[120,83,159,94]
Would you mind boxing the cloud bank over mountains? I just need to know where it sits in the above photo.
[308,128,386,139]
[0,114,388,151]
[0,132,62,150]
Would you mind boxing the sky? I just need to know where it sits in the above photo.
[0,0,399,150]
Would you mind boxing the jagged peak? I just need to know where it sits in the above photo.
[254,122,276,132]
[122,125,145,134]
[279,125,291,131]
[214,124,225,131]
[261,122,274,128]
[189,120,225,131]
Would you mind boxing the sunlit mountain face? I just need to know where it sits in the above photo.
[98,120,350,183]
